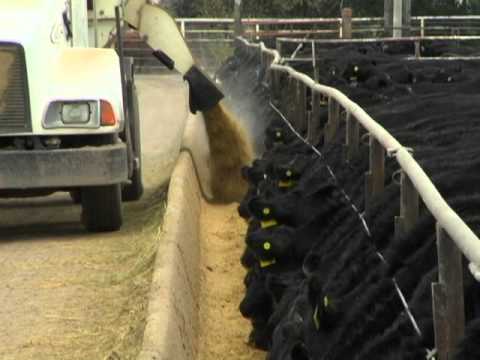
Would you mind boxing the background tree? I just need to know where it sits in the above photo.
[172,0,480,17]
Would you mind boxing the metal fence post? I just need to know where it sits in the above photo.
[345,112,360,162]
[295,80,307,134]
[263,52,273,87]
[312,41,319,82]
[342,8,353,39]
[276,40,283,58]
[432,224,465,360]
[403,0,412,36]
[264,53,272,86]
[271,70,281,105]
[393,0,404,38]
[309,91,323,144]
[324,97,340,145]
[414,41,421,58]
[284,76,295,122]
[384,0,394,37]
[234,0,244,37]
[365,137,385,210]
[395,171,419,238]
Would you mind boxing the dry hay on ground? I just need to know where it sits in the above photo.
[0,190,167,360]
[70,190,168,360]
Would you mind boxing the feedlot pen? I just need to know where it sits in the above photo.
[213,35,480,360]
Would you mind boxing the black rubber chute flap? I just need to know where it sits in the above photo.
[152,50,175,70]
[184,66,224,114]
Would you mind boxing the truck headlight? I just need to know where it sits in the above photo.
[44,100,100,129]
[61,102,91,124]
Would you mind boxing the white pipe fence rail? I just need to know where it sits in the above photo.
[235,35,480,360]
[176,16,480,42]
[276,35,480,60]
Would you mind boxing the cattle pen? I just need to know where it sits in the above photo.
[227,33,480,360]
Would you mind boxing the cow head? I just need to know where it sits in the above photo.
[273,155,313,189]
[248,195,298,228]
[239,267,272,319]
[246,226,296,263]
[307,274,341,332]
[241,159,269,185]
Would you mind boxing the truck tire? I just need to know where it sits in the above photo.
[122,82,144,202]
[70,190,81,204]
[81,184,123,232]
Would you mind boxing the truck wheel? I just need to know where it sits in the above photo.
[81,184,123,232]
[122,82,144,202]
[70,190,81,204]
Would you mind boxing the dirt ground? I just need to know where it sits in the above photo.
[197,202,266,360]
[0,166,166,360]
[0,75,188,360]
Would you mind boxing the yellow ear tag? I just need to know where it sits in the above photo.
[278,180,295,188]
[313,304,320,330]
[286,170,293,177]
[263,242,271,251]
[263,208,271,216]
[260,258,276,268]
[324,296,329,308]
[261,219,278,229]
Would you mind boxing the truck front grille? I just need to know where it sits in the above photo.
[0,43,31,133]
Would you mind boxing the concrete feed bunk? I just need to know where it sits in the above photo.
[139,108,263,360]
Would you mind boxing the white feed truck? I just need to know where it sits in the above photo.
[0,0,143,232]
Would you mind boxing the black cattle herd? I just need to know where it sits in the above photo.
[216,39,480,359]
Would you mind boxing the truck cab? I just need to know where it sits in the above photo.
[0,0,143,232]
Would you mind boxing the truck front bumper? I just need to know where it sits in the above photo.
[0,144,128,190]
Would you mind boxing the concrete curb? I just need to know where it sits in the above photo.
[138,152,202,360]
